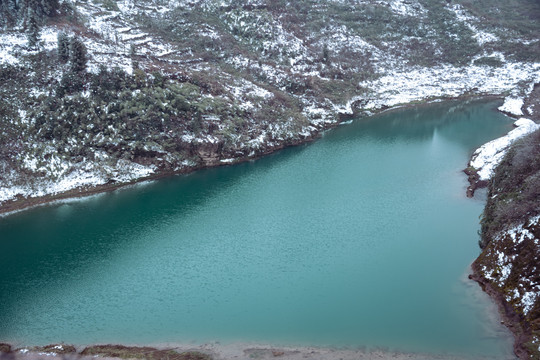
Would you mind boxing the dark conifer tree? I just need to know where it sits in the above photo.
[0,99,21,165]
[27,0,42,22]
[322,43,330,64]
[8,0,18,22]
[129,43,139,69]
[41,0,52,16]
[0,0,9,27]
[26,8,40,49]
[57,31,69,63]
[69,36,87,73]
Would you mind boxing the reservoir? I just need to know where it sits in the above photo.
[0,100,516,358]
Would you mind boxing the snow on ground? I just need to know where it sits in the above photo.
[447,3,499,46]
[0,25,60,66]
[226,77,274,102]
[469,118,540,181]
[474,31,499,46]
[302,102,338,128]
[522,291,538,315]
[387,0,427,17]
[498,97,524,116]
[323,25,383,58]
[0,32,27,65]
[360,62,540,110]
[328,0,427,16]
[75,0,180,73]
[1,0,540,209]
[482,216,540,315]
[0,157,157,205]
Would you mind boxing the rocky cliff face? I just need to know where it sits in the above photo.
[473,216,540,359]
[471,127,540,359]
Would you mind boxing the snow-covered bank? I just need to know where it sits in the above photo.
[0,159,157,205]
[469,118,540,182]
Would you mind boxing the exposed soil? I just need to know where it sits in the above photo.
[80,345,211,360]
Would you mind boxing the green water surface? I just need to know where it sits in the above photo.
[0,99,517,358]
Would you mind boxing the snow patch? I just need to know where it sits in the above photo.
[0,158,155,205]
[474,31,499,46]
[388,0,427,17]
[447,4,499,46]
[469,118,540,181]
[499,97,524,116]
[359,62,540,111]
[522,291,538,315]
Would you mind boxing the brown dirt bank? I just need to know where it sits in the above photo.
[0,342,509,360]
[0,94,503,217]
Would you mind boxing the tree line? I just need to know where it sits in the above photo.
[0,0,61,48]
[0,0,60,26]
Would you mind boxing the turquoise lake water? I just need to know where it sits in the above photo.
[0,99,517,358]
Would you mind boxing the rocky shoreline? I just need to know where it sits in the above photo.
[465,94,540,359]
[468,271,529,359]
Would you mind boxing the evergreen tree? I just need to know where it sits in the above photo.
[18,0,28,24]
[8,0,18,23]
[129,43,139,69]
[26,8,40,49]
[57,31,69,63]
[322,43,330,65]
[69,36,87,73]
[41,0,52,16]
[0,1,10,27]
[27,0,42,23]
[57,70,83,96]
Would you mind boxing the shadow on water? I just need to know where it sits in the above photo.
[0,142,307,323]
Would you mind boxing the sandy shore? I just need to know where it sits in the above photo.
[0,342,512,360]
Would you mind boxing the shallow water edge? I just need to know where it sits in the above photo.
[0,341,517,360]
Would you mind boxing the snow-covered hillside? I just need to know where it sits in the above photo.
[0,0,539,206]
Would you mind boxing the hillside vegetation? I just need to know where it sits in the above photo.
[1,0,539,204]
